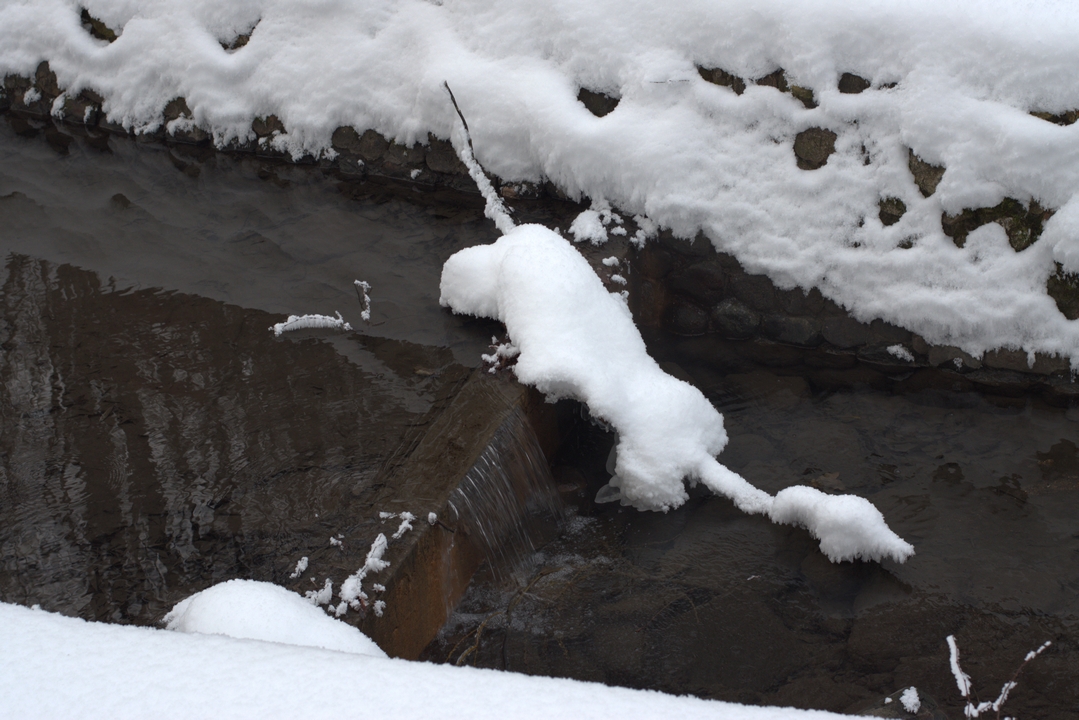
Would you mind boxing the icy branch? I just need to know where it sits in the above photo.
[270,311,351,337]
[354,280,372,322]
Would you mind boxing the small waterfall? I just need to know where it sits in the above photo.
[446,409,563,579]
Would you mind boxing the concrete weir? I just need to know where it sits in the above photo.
[309,370,561,660]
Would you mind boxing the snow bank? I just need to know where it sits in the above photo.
[163,579,386,657]
[441,223,912,563]
[0,601,855,720]
[3,0,1079,361]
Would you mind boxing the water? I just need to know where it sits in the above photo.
[4,114,1077,717]
[425,370,1079,718]
[447,409,564,580]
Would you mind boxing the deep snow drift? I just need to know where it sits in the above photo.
[3,0,1079,363]
[0,599,857,720]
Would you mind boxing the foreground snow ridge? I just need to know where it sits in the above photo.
[441,224,913,564]
[0,600,855,720]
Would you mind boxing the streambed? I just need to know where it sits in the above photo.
[1,117,1076,718]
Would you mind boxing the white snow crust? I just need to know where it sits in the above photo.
[441,223,912,563]
[4,0,1079,362]
[162,579,386,657]
[1,600,856,720]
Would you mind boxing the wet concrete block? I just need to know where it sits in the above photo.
[822,316,869,348]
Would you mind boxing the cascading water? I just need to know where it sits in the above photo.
[446,408,564,580]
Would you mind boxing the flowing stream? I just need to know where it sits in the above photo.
[2,117,1077,718]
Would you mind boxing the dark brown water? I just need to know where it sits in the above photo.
[3,116,1077,718]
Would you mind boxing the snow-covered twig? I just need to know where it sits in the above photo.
[270,311,351,337]
[443,82,515,235]
[946,634,1051,718]
[354,280,372,322]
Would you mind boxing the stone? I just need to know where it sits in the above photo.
[926,345,981,370]
[822,316,869,348]
[878,197,906,226]
[657,231,713,258]
[696,66,746,95]
[794,127,837,170]
[941,198,1052,250]
[1030,109,1079,127]
[500,182,541,200]
[755,69,789,92]
[577,88,619,117]
[761,315,821,346]
[790,85,817,109]
[965,369,1034,396]
[710,299,760,339]
[838,72,871,94]
[81,9,118,42]
[163,97,192,122]
[425,134,468,175]
[729,273,777,313]
[664,300,709,336]
[778,286,825,316]
[251,115,285,138]
[34,62,60,100]
[867,319,911,346]
[983,348,1032,373]
[382,140,425,168]
[1048,263,1079,320]
[668,260,726,305]
[907,149,945,197]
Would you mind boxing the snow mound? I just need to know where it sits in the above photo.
[440,224,912,563]
[163,579,386,657]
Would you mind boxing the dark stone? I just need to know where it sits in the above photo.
[867,319,911,346]
[668,260,726,305]
[500,182,541,200]
[61,91,103,126]
[908,149,945,197]
[1047,263,1079,319]
[794,127,837,170]
[1030,109,1079,127]
[761,315,821,346]
[163,97,192,122]
[664,300,709,336]
[755,69,788,93]
[852,687,949,719]
[34,62,60,100]
[81,9,118,42]
[778,286,825,316]
[252,115,285,138]
[382,141,425,168]
[425,134,468,175]
[222,33,251,52]
[838,72,871,94]
[741,340,804,368]
[577,88,620,118]
[697,66,745,95]
[857,344,915,367]
[356,129,390,163]
[822,316,869,348]
[965,369,1035,396]
[941,198,1053,251]
[790,85,816,109]
[710,299,760,339]
[9,115,40,138]
[657,231,713,258]
[879,197,906,226]
[671,336,750,372]
[804,347,858,369]
[729,274,777,313]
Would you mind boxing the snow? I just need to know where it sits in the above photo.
[270,311,351,337]
[886,344,915,362]
[441,223,912,563]
[288,556,308,579]
[163,579,386,657]
[4,0,1079,362]
[0,599,858,720]
[899,687,920,714]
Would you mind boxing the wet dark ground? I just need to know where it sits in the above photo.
[3,116,1078,718]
